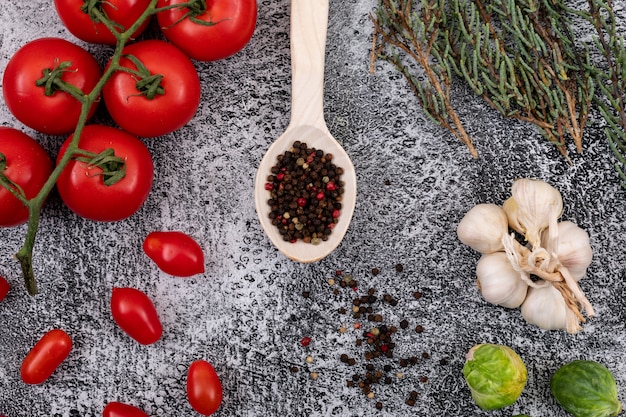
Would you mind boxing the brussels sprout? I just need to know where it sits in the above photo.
[550,360,622,417]
[463,343,528,410]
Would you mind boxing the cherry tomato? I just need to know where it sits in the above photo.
[103,402,149,417]
[56,125,154,222]
[54,0,152,45]
[0,128,53,227]
[110,287,162,345]
[0,276,10,302]
[102,40,201,137]
[2,38,102,135]
[187,360,223,416]
[157,0,257,61]
[20,329,72,385]
[143,231,205,277]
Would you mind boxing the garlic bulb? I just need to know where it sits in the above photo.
[541,221,593,281]
[521,284,583,333]
[457,204,509,254]
[507,178,563,250]
[476,252,528,308]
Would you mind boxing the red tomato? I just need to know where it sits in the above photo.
[103,402,149,417]
[0,276,10,301]
[102,40,201,137]
[143,231,205,277]
[20,329,72,385]
[56,125,154,222]
[0,128,53,227]
[54,0,152,45]
[187,360,223,416]
[110,287,162,345]
[157,0,257,61]
[2,38,102,135]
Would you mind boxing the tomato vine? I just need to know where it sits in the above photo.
[4,0,200,295]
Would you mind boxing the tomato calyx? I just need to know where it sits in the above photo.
[80,0,125,32]
[74,148,127,186]
[122,54,166,100]
[165,0,229,29]
[35,59,86,101]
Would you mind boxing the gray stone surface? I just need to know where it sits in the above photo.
[1,1,625,416]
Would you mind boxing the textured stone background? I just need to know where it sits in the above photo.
[1,1,626,416]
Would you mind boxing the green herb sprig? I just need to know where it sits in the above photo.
[370,0,599,162]
[585,0,626,186]
[370,0,478,158]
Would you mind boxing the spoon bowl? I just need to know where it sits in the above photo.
[254,0,356,263]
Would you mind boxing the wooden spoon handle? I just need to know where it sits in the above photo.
[289,0,329,130]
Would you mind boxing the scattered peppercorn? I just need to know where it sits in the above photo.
[266,141,345,244]
[300,336,312,347]
[395,263,404,272]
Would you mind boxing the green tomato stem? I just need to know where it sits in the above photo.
[10,0,181,295]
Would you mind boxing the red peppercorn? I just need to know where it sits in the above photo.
[265,183,274,190]
[276,172,285,181]
[298,198,307,207]
[332,209,341,218]
[301,336,312,347]
[316,191,325,200]
[326,182,337,191]
[380,344,389,353]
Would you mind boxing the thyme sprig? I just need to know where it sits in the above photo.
[371,0,596,161]
[585,0,626,186]
[370,0,478,158]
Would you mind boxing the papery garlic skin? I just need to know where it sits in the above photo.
[521,285,582,333]
[509,178,563,250]
[542,221,593,281]
[457,204,509,254]
[476,252,529,308]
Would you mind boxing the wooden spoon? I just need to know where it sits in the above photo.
[254,0,357,263]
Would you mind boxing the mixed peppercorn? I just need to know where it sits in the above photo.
[294,265,436,411]
[265,141,345,244]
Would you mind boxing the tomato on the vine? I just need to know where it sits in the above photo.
[54,0,152,45]
[56,125,154,222]
[102,40,201,137]
[187,360,223,416]
[0,276,10,302]
[0,128,53,227]
[2,38,102,135]
[157,0,257,62]
[143,231,205,277]
[110,287,162,345]
[103,402,150,417]
[20,329,72,385]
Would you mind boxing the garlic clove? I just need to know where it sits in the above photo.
[457,204,509,254]
[541,221,593,281]
[521,284,582,333]
[502,197,524,235]
[476,252,529,308]
[509,178,563,250]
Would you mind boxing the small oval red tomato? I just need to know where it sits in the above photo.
[110,287,162,345]
[21,329,72,385]
[157,0,257,61]
[102,40,201,137]
[187,360,223,416]
[2,38,102,135]
[103,401,150,417]
[143,231,205,277]
[54,0,152,45]
[0,128,53,227]
[56,125,154,222]
[0,276,10,302]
